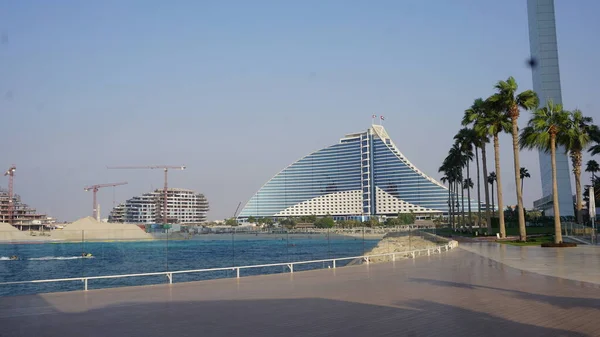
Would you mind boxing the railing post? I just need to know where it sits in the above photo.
[288,264,294,273]
[236,268,240,278]
[333,259,336,269]
[167,273,172,284]
[411,252,415,259]
[392,253,395,262]
[427,249,431,256]
[84,278,88,291]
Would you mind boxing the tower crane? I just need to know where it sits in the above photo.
[106,165,186,224]
[84,182,128,221]
[3,165,16,225]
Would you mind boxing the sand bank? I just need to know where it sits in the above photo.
[363,232,443,263]
[0,217,153,243]
[0,223,50,242]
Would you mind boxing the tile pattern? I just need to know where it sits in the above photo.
[1,249,599,337]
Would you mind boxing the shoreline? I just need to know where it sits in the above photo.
[0,231,385,244]
[358,231,447,263]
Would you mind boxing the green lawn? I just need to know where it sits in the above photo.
[499,235,554,246]
[434,226,555,238]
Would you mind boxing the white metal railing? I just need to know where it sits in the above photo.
[0,242,457,292]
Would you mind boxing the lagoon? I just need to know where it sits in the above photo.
[0,233,379,296]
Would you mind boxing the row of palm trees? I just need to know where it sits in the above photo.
[484,168,531,218]
[440,76,598,243]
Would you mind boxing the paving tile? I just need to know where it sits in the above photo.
[0,249,598,336]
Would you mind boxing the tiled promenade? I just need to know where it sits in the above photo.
[460,242,600,285]
[1,245,599,336]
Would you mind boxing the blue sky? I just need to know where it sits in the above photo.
[1,0,599,221]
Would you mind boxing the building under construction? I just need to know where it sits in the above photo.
[0,188,49,227]
[108,188,209,224]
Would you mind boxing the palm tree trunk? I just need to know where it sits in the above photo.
[466,164,472,229]
[448,181,453,228]
[461,178,465,227]
[511,117,527,241]
[521,178,524,196]
[570,151,583,224]
[450,181,455,229]
[491,183,495,218]
[455,181,460,227]
[550,133,563,243]
[475,147,481,228]
[481,145,492,231]
[451,181,455,227]
[493,134,506,238]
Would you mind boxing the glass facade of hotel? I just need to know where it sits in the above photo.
[238,125,480,219]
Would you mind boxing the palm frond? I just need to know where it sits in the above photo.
[516,90,539,110]
[519,101,570,153]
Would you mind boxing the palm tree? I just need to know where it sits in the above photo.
[463,177,474,226]
[440,145,463,228]
[463,98,491,230]
[488,76,539,241]
[475,99,512,238]
[520,100,570,244]
[588,127,600,156]
[488,172,497,217]
[586,160,600,182]
[439,161,457,228]
[454,128,475,228]
[446,143,466,226]
[561,109,597,224]
[440,175,451,226]
[519,167,531,195]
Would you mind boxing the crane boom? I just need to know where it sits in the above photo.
[107,166,186,170]
[107,165,186,224]
[84,182,128,221]
[84,182,128,191]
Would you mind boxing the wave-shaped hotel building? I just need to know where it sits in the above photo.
[238,125,480,221]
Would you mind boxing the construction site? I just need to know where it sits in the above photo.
[0,164,210,242]
[1,165,53,230]
[0,187,52,229]
[108,188,209,224]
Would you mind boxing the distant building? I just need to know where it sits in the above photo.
[0,188,48,227]
[109,188,209,224]
[527,0,574,216]
[238,124,481,221]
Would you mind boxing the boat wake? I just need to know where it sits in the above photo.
[0,257,12,261]
[28,256,94,261]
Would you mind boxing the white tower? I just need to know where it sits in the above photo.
[527,0,574,216]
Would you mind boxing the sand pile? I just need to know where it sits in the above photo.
[54,217,153,241]
[0,223,20,232]
[0,223,47,242]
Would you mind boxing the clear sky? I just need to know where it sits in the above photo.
[1,0,599,221]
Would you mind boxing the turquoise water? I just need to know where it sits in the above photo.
[0,234,378,297]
